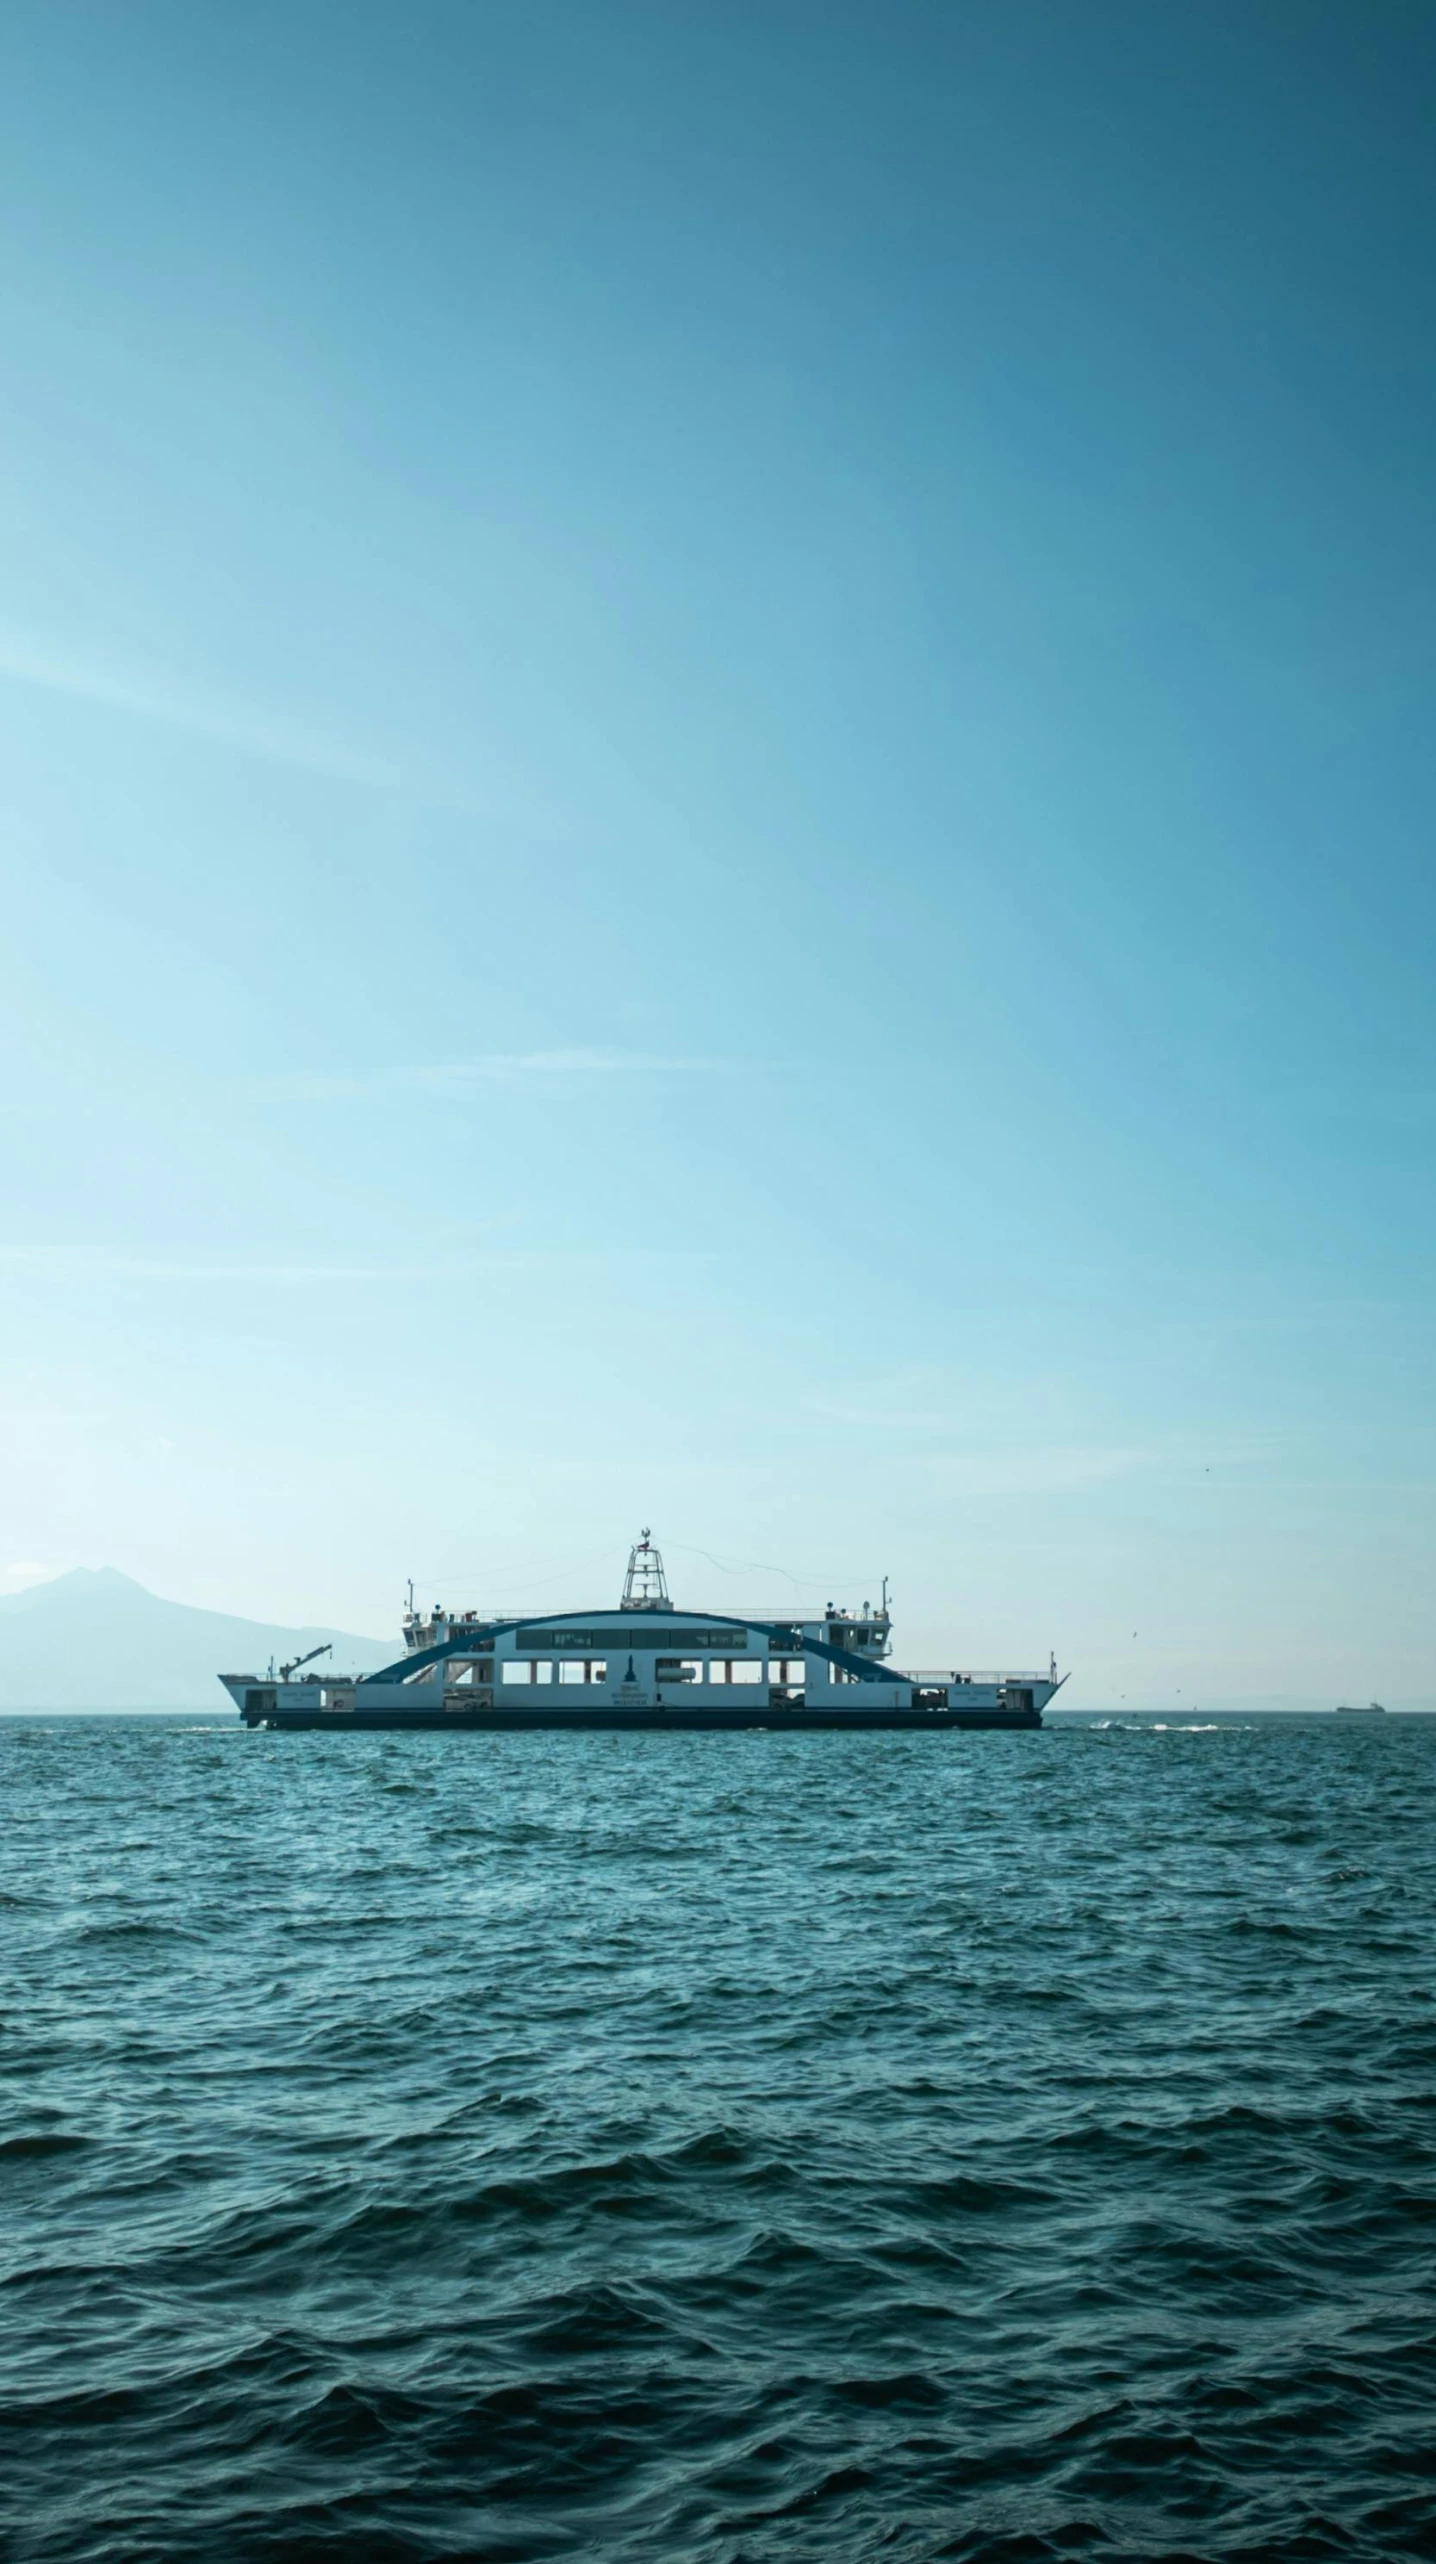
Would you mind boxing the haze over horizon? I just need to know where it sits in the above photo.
[2,2,1432,1710]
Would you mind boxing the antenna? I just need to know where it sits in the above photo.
[621,1527,672,1611]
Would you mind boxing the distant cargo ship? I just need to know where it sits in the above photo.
[221,1534,1061,1733]
[1335,1700,1387,1716]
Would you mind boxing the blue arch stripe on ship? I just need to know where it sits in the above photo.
[358,1609,903,1687]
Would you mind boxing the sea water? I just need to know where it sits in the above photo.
[2,1714,1433,2561]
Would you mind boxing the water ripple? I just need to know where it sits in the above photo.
[1,1713,1434,2560]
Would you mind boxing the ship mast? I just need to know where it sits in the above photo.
[621,1527,671,1611]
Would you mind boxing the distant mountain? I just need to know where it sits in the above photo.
[1052,1693,1436,1717]
[0,1569,394,1710]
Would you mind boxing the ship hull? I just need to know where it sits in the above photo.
[238,1702,1043,1734]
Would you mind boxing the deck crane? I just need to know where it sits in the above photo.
[277,1642,332,1682]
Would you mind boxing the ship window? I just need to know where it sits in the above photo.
[729,1659,763,1685]
[556,1659,587,1684]
[501,1659,553,1684]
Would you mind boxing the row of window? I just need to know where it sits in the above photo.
[489,1657,798,1686]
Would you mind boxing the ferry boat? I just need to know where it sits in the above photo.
[220,1534,1062,1733]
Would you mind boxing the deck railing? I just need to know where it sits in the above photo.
[899,1668,1049,1686]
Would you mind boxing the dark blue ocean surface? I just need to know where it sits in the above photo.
[2,1715,1433,2563]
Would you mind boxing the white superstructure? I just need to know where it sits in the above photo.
[221,1534,1062,1730]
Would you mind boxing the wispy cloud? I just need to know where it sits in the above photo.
[805,1368,992,1433]
[0,625,403,790]
[925,1445,1146,1495]
[808,1394,960,1432]
[0,1243,713,1285]
[804,1374,1150,1492]
[0,1247,459,1284]
[0,1560,61,1596]
[252,1050,739,1099]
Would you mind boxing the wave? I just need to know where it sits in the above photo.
[3,1712,1435,2562]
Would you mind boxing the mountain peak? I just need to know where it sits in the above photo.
[55,1566,145,1591]
[0,1567,391,1706]
[2,1566,149,1610]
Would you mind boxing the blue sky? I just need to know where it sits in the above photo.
[1,1,1432,1703]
